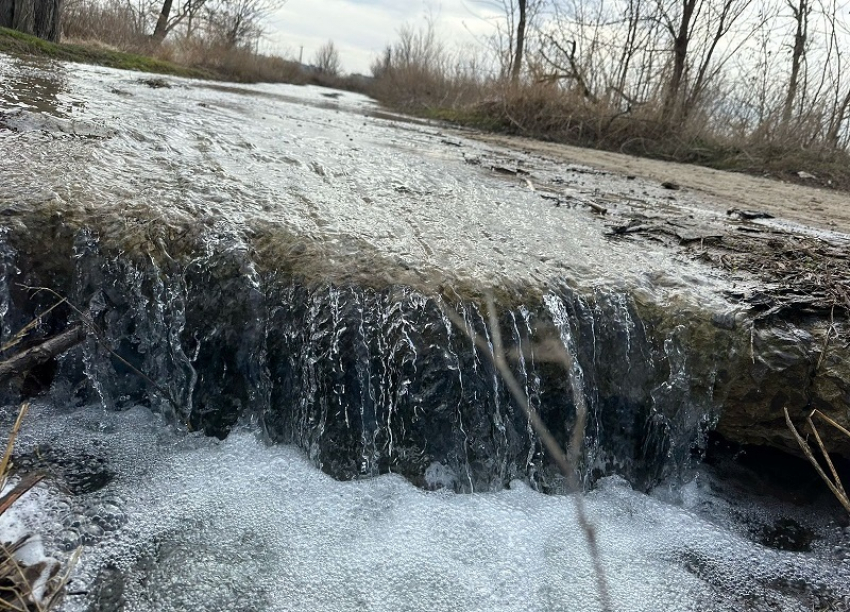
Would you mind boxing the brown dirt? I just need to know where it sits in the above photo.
[468,132,850,320]
[469,132,850,236]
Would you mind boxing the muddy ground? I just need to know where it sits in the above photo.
[472,133,850,235]
[465,132,850,321]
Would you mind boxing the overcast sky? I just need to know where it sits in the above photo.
[263,0,505,75]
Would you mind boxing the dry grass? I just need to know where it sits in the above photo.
[0,403,75,611]
[55,0,311,84]
[61,0,150,53]
[368,35,850,192]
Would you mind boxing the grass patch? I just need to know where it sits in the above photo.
[0,27,214,79]
[422,107,504,131]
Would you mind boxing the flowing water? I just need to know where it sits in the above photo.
[0,54,848,611]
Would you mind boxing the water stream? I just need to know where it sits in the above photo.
[0,53,848,611]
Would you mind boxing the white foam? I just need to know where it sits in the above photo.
[8,402,848,612]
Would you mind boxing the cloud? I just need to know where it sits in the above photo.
[264,0,505,74]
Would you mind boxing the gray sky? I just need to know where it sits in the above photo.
[264,0,504,75]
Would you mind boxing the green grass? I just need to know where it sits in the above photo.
[422,107,505,132]
[0,27,214,79]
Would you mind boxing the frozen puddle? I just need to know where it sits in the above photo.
[6,402,849,612]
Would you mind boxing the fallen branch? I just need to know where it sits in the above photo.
[0,325,85,384]
[784,406,850,514]
[20,286,185,423]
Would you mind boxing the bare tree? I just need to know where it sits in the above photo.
[470,0,542,80]
[657,0,699,122]
[152,0,283,45]
[510,0,527,82]
[204,0,281,48]
[685,0,756,112]
[314,39,341,76]
[152,0,211,42]
[781,0,812,124]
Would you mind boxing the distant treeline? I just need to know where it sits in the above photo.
[369,0,850,189]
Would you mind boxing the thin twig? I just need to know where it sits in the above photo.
[0,298,68,354]
[811,408,850,438]
[806,411,847,502]
[42,547,81,611]
[20,286,185,423]
[784,406,850,513]
[443,295,612,611]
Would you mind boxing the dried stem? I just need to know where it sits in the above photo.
[0,403,77,611]
[1,298,68,354]
[0,403,30,492]
[443,294,612,611]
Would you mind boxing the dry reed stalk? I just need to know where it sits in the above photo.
[0,403,76,611]
[784,406,850,514]
[0,300,67,355]
[0,403,29,493]
[442,294,612,612]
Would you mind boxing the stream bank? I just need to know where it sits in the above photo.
[1,51,849,612]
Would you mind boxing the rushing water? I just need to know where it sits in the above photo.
[0,54,848,611]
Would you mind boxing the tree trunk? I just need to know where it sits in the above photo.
[510,0,527,84]
[662,0,698,124]
[151,0,173,43]
[782,0,808,125]
[0,0,13,31]
[826,87,850,147]
[0,0,63,42]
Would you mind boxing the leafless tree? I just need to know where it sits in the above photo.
[686,0,756,110]
[152,0,282,45]
[469,0,543,80]
[781,0,811,124]
[511,0,527,82]
[313,40,341,75]
[204,0,281,49]
[152,0,209,42]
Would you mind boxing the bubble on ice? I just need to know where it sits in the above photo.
[10,401,850,612]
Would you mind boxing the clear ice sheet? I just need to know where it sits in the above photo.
[5,401,847,612]
[0,54,739,306]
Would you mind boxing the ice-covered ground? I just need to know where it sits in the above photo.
[3,401,847,612]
